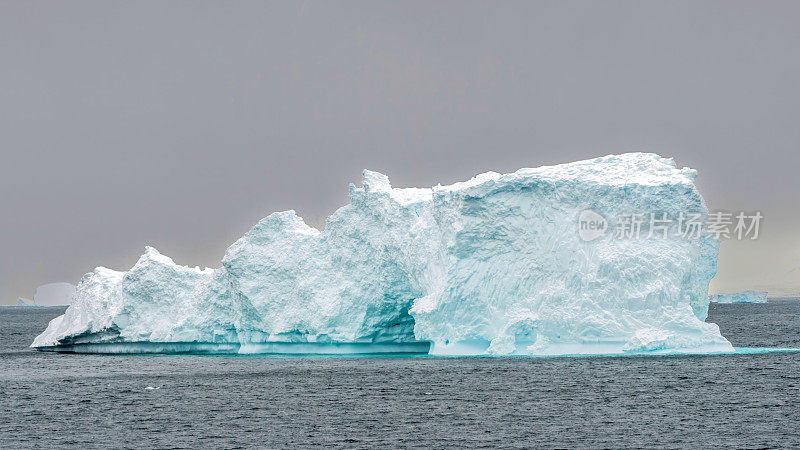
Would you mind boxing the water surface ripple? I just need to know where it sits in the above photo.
[2,300,800,448]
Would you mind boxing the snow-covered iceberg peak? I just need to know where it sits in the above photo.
[32,153,732,355]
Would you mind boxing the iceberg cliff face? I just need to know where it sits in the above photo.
[32,153,732,355]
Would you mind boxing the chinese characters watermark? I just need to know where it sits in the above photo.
[577,210,762,242]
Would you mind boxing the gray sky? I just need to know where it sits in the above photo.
[1,0,799,303]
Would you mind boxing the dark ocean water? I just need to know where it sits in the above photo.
[2,301,800,449]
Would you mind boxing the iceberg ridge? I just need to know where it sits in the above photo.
[32,153,732,356]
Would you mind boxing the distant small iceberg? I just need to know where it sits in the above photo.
[11,283,76,307]
[709,290,768,304]
[16,298,39,307]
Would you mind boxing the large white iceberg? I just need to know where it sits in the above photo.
[709,290,768,304]
[32,153,732,355]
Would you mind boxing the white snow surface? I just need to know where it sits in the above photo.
[32,153,732,355]
[709,291,768,304]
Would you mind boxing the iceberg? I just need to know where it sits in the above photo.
[709,290,768,304]
[32,153,732,356]
[33,282,76,306]
[17,298,37,307]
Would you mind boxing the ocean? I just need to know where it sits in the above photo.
[2,300,799,448]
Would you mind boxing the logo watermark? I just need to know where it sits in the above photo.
[577,210,608,241]
[577,210,762,241]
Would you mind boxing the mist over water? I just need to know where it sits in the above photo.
[2,301,800,448]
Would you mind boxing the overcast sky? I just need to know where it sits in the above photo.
[1,0,799,303]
